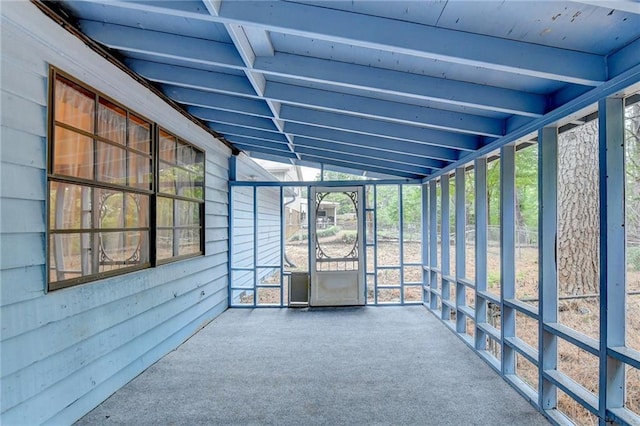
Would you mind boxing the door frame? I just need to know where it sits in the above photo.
[309,186,365,306]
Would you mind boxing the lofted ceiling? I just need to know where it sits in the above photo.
[51,0,640,180]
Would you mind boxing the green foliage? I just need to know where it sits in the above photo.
[629,247,640,271]
[319,170,366,181]
[341,230,358,244]
[287,226,341,241]
[488,271,500,288]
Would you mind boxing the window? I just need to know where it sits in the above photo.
[48,69,204,290]
[157,129,205,262]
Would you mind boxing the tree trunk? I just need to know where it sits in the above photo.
[557,119,600,295]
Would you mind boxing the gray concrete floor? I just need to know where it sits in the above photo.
[76,306,550,425]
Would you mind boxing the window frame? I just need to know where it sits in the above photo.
[47,67,206,291]
[155,127,206,265]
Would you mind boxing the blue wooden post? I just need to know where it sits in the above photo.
[475,157,488,351]
[598,97,626,421]
[501,144,516,376]
[539,126,558,411]
[455,167,467,334]
[441,174,450,320]
[422,182,430,305]
[429,181,438,312]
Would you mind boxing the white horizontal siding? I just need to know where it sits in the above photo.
[0,3,231,425]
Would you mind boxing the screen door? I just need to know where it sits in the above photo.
[309,186,364,306]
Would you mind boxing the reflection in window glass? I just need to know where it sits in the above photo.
[129,114,151,153]
[96,142,126,185]
[53,127,94,180]
[54,76,95,133]
[97,98,126,144]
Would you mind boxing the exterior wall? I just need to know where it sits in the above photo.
[0,3,230,424]
[230,155,281,297]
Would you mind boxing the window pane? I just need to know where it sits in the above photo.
[159,131,176,163]
[178,142,195,166]
[99,230,148,267]
[178,228,201,256]
[49,182,92,230]
[53,127,93,179]
[49,233,94,282]
[129,114,151,153]
[128,152,152,190]
[126,193,149,228]
[157,197,174,228]
[159,163,176,195]
[97,98,126,144]
[55,76,94,133]
[157,229,174,260]
[96,142,126,185]
[176,168,195,198]
[181,174,203,200]
[97,189,125,229]
[176,200,199,227]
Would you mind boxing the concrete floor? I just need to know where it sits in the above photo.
[76,306,550,425]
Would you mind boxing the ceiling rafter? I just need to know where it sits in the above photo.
[291,136,446,170]
[77,0,606,85]
[79,23,504,138]
[253,53,548,118]
[283,122,460,162]
[280,106,482,151]
[263,82,505,137]
[57,0,640,180]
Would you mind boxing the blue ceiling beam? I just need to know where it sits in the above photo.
[280,105,481,152]
[294,145,433,176]
[425,62,640,181]
[215,1,606,85]
[163,85,272,118]
[233,143,298,159]
[608,37,640,79]
[226,136,293,153]
[128,58,504,138]
[574,1,640,14]
[283,122,459,162]
[188,107,279,132]
[208,123,289,144]
[254,53,547,118]
[78,20,245,70]
[81,0,606,85]
[264,82,504,137]
[292,136,441,171]
[296,151,423,179]
[126,60,256,97]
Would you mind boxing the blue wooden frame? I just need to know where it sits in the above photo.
[423,93,640,425]
[229,178,425,308]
